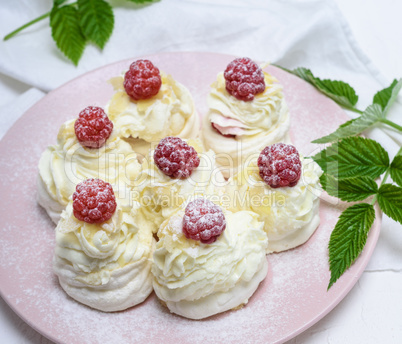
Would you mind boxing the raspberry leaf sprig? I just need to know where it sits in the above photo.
[312,79,402,144]
[3,0,158,65]
[279,65,402,289]
[315,138,402,288]
[275,66,359,113]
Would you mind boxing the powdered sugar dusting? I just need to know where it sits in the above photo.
[224,57,266,101]
[124,59,162,100]
[182,198,226,244]
[72,178,116,223]
[258,143,302,188]
[0,52,381,344]
[75,106,113,149]
[154,137,200,179]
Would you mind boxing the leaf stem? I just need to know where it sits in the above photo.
[3,12,50,41]
[371,171,389,205]
[3,1,75,41]
[345,106,363,115]
[379,118,402,132]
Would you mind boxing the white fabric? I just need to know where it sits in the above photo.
[0,0,391,93]
[0,0,401,343]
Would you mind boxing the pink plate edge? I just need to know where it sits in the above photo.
[279,204,382,343]
[0,51,383,344]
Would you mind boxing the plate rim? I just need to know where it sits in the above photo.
[0,51,382,344]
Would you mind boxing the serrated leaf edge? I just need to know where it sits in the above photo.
[77,0,114,50]
[312,137,389,180]
[390,155,402,187]
[328,203,375,289]
[377,183,402,225]
[320,174,378,202]
[50,4,87,65]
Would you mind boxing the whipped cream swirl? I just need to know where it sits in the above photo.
[229,157,323,252]
[53,201,155,312]
[133,140,227,232]
[202,69,291,178]
[37,119,141,224]
[207,71,289,138]
[105,72,199,143]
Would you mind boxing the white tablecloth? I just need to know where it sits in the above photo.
[0,0,401,343]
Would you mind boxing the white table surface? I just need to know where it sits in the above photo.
[0,1,401,343]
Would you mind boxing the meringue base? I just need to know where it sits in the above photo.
[54,241,155,312]
[267,199,320,253]
[156,258,268,320]
[36,175,65,224]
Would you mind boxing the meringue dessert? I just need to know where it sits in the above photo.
[133,137,227,233]
[53,178,155,312]
[105,60,199,157]
[202,57,291,178]
[152,198,268,319]
[37,55,327,321]
[37,106,141,224]
[228,143,322,252]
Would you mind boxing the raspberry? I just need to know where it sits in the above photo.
[182,198,226,244]
[224,57,265,101]
[74,106,113,149]
[154,137,200,179]
[258,143,302,188]
[72,178,117,224]
[123,59,162,100]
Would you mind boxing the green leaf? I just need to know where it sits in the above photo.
[339,118,357,128]
[312,104,383,144]
[373,78,402,114]
[328,203,375,289]
[377,184,402,224]
[78,0,114,50]
[312,137,389,180]
[50,4,86,65]
[291,67,358,109]
[54,0,68,6]
[320,174,378,202]
[390,155,402,187]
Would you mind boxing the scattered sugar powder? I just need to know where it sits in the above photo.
[1,190,343,344]
[169,216,183,235]
[0,56,370,344]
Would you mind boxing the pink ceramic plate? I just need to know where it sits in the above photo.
[0,52,381,344]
